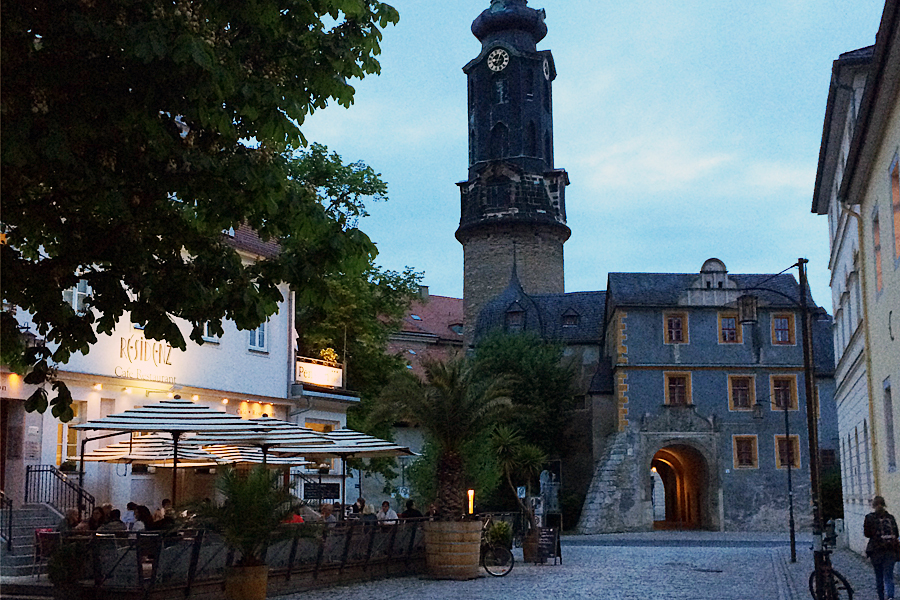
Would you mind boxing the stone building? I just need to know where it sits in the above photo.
[454,1,840,532]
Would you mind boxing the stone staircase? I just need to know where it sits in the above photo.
[0,504,62,577]
[577,430,649,534]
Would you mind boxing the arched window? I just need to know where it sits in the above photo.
[490,123,509,159]
[494,78,508,105]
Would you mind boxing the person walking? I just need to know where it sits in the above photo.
[864,495,899,600]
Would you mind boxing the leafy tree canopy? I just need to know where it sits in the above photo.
[1,0,399,420]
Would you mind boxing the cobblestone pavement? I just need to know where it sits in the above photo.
[272,533,881,600]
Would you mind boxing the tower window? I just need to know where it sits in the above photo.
[494,78,508,104]
[490,123,509,159]
[525,68,534,99]
[506,310,524,332]
[526,122,537,156]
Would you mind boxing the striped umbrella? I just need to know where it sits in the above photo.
[272,429,417,512]
[81,433,221,468]
[73,397,270,504]
[201,444,316,467]
[189,416,332,463]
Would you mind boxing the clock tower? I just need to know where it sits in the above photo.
[456,0,570,344]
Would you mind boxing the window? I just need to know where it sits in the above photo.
[733,436,758,469]
[728,375,755,411]
[248,321,267,352]
[62,279,90,313]
[664,372,691,406]
[202,322,220,343]
[719,312,741,344]
[494,78,508,104]
[770,375,798,411]
[874,212,883,293]
[506,309,524,332]
[56,401,86,465]
[305,420,337,470]
[775,435,801,469]
[449,323,464,335]
[891,157,900,260]
[562,310,580,327]
[821,449,837,469]
[664,312,688,344]
[885,380,896,471]
[771,313,796,345]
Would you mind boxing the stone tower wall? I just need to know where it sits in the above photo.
[461,223,565,345]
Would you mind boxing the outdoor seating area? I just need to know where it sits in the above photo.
[41,520,427,599]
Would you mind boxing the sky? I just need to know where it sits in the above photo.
[301,0,887,312]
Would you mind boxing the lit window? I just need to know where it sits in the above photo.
[249,321,267,352]
[772,313,795,345]
[62,279,90,314]
[719,312,741,344]
[733,436,758,469]
[728,375,754,411]
[664,372,691,406]
[770,376,798,411]
[664,312,688,344]
[874,212,883,293]
[775,435,801,469]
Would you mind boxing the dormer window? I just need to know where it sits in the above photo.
[562,309,580,328]
[506,307,524,332]
[449,323,464,335]
[410,314,422,321]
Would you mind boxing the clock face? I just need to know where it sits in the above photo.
[542,58,550,80]
[487,48,510,72]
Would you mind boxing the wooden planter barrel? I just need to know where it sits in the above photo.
[224,564,268,600]
[422,520,482,580]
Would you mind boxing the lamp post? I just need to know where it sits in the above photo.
[782,390,797,563]
[738,258,822,586]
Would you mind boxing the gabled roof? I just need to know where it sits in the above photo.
[396,295,464,343]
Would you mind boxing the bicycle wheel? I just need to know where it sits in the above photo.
[482,545,514,577]
[808,569,853,600]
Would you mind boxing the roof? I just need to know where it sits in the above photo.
[396,295,464,342]
[605,272,821,311]
[227,224,280,259]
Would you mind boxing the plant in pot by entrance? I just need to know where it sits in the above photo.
[492,425,546,562]
[193,466,297,600]
[378,356,510,579]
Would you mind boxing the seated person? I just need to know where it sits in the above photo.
[400,500,423,519]
[98,509,127,532]
[376,501,398,524]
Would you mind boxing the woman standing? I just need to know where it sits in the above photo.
[864,495,899,600]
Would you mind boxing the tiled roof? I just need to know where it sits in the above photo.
[227,224,280,259]
[396,295,464,343]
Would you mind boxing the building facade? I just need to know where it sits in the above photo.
[1,227,358,511]
[813,45,876,553]
[834,0,900,532]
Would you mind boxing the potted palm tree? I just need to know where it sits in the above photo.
[492,425,546,562]
[379,355,510,579]
[194,466,298,600]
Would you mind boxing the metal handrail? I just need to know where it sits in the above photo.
[25,464,95,517]
[1,490,12,552]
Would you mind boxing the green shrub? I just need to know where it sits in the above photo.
[48,541,88,586]
[486,520,513,549]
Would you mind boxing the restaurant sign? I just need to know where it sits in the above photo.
[296,357,342,388]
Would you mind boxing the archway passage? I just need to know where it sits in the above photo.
[651,444,710,530]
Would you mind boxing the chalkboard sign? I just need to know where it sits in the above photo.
[303,483,340,501]
[537,527,560,565]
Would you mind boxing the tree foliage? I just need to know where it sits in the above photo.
[1,0,400,420]
[491,425,546,530]
[473,332,578,457]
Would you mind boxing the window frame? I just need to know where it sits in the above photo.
[202,322,221,344]
[771,313,796,346]
[774,434,802,470]
[718,311,742,344]
[664,371,692,406]
[727,375,755,411]
[874,210,883,293]
[62,278,91,314]
[663,312,689,345]
[770,375,799,411]
[890,155,899,261]
[733,435,759,469]
[248,320,268,353]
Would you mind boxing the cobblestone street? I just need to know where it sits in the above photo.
[273,533,878,600]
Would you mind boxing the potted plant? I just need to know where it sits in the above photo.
[47,539,89,599]
[378,356,510,579]
[492,425,546,562]
[193,466,297,600]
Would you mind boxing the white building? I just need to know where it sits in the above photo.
[0,227,356,511]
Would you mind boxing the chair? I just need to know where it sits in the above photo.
[32,528,60,577]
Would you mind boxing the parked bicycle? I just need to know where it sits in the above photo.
[481,515,514,577]
[808,528,853,600]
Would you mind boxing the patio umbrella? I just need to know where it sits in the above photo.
[73,397,269,504]
[189,416,332,464]
[201,444,317,467]
[273,428,417,513]
[81,432,221,467]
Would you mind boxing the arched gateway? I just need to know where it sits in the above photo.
[651,444,711,529]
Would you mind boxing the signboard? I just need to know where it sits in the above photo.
[517,486,526,499]
[537,527,560,565]
[296,357,343,388]
[303,483,341,501]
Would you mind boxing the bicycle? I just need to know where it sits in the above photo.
[481,515,514,577]
[808,531,853,600]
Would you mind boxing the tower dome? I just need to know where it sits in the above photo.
[471,0,547,47]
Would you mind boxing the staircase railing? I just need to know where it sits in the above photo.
[0,490,11,552]
[25,464,95,517]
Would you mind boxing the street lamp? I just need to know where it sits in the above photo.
[737,259,824,585]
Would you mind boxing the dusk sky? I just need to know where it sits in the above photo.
[302,0,886,311]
